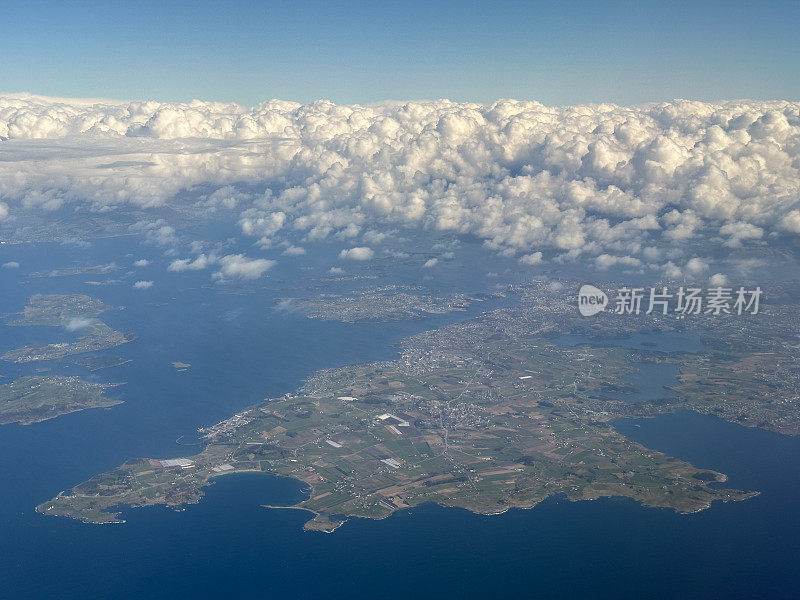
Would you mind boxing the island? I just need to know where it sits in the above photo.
[0,375,122,426]
[278,286,483,322]
[1,294,135,363]
[31,263,118,278]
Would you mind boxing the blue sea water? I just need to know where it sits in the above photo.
[1,237,799,599]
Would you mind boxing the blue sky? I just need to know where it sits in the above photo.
[3,0,799,106]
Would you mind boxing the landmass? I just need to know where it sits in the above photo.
[0,375,122,426]
[1,294,135,363]
[0,212,134,245]
[278,286,494,322]
[31,263,118,278]
[73,354,132,372]
[40,281,791,531]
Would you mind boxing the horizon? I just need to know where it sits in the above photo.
[2,90,796,109]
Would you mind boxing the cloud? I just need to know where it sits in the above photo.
[328,266,345,274]
[422,258,438,268]
[133,259,150,267]
[274,299,299,313]
[595,254,642,271]
[212,254,275,280]
[133,280,154,289]
[1,95,800,268]
[338,247,374,261]
[685,257,710,277]
[519,252,543,265]
[65,317,93,331]
[661,257,711,280]
[384,250,410,259]
[165,249,275,281]
[1,261,19,269]
[282,245,306,256]
[642,247,662,261]
[239,210,286,243]
[709,273,729,286]
[662,261,683,279]
[168,254,212,272]
[362,229,396,244]
[131,221,178,247]
[719,222,763,248]
[779,210,800,233]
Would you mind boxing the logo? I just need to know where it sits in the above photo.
[576,284,762,317]
[578,284,608,316]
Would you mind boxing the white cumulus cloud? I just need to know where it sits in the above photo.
[338,247,374,261]
[168,254,212,272]
[709,273,729,286]
[1,95,799,269]
[212,254,275,280]
[519,252,543,265]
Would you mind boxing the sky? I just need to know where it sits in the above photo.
[2,0,799,106]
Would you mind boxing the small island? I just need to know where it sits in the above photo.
[1,294,134,363]
[0,375,122,426]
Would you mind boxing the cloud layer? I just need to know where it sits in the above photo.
[1,93,799,270]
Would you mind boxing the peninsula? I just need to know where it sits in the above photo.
[38,281,788,531]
